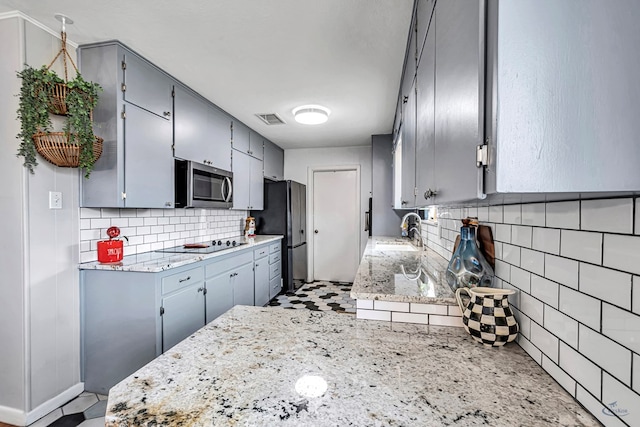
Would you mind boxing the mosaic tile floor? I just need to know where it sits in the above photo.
[268,280,356,313]
[7,281,354,427]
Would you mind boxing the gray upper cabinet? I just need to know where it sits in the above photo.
[415,14,436,206]
[232,122,264,160]
[232,150,264,210]
[173,84,232,171]
[433,0,485,204]
[416,0,435,68]
[400,17,417,123]
[78,41,174,208]
[400,83,417,208]
[485,0,640,193]
[122,51,173,120]
[263,139,284,181]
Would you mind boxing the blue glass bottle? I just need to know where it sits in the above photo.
[446,223,494,290]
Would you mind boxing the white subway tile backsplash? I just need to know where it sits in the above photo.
[532,227,560,255]
[495,224,511,243]
[80,207,101,218]
[477,206,489,222]
[634,354,640,395]
[518,336,542,365]
[503,204,521,224]
[101,208,121,218]
[545,254,579,289]
[520,293,544,325]
[531,275,558,308]
[510,266,531,293]
[637,198,640,235]
[514,308,531,339]
[429,315,463,327]
[559,342,602,399]
[531,322,559,363]
[581,198,633,234]
[374,301,409,312]
[520,248,544,276]
[579,263,632,310]
[542,355,576,396]
[448,305,462,316]
[392,312,428,324]
[356,300,374,309]
[546,201,580,230]
[603,234,640,276]
[521,203,545,227]
[602,303,640,354]
[576,385,627,427]
[80,229,100,241]
[559,287,601,331]
[602,373,640,426]
[544,306,578,348]
[511,225,532,248]
[129,218,144,227]
[560,230,602,264]
[410,303,447,315]
[90,218,111,229]
[634,276,640,315]
[502,243,521,266]
[357,309,391,321]
[489,205,503,223]
[495,259,511,282]
[579,325,631,386]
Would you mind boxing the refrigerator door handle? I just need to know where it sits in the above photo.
[364,211,371,232]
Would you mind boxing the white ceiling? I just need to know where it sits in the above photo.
[0,0,413,149]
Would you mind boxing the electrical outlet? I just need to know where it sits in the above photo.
[49,191,62,209]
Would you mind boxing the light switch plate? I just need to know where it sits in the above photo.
[49,191,62,209]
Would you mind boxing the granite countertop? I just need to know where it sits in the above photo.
[351,236,454,304]
[79,235,283,273]
[105,306,599,426]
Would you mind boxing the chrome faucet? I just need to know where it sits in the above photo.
[401,212,423,247]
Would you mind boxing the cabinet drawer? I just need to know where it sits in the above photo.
[269,262,281,280]
[205,251,253,278]
[162,267,204,295]
[269,251,281,265]
[270,276,282,299]
[254,246,269,260]
[269,242,280,254]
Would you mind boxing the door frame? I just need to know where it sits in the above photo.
[307,165,361,282]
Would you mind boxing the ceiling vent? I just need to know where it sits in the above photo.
[256,113,286,125]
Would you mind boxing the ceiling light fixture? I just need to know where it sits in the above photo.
[292,105,331,125]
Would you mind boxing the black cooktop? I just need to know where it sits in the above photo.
[156,239,247,254]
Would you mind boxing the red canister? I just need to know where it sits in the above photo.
[97,239,124,263]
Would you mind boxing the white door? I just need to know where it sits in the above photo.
[312,169,359,282]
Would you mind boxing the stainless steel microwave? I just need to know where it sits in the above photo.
[175,160,233,208]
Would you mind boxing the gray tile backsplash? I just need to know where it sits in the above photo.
[426,197,640,426]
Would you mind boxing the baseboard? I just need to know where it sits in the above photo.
[0,404,27,426]
[25,382,84,425]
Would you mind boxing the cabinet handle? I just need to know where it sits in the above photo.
[178,276,191,283]
[197,287,204,293]
[165,201,172,207]
[163,111,171,117]
[424,189,438,200]
[272,175,277,179]
[229,273,234,278]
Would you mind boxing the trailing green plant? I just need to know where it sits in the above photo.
[16,65,102,176]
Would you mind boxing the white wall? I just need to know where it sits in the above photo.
[427,199,640,427]
[285,145,371,281]
[0,13,83,425]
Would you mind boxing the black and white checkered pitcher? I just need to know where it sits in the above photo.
[455,287,519,347]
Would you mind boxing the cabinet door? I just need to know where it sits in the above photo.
[263,139,284,181]
[205,271,234,324]
[232,262,255,306]
[232,150,251,210]
[400,18,417,122]
[208,106,232,171]
[123,52,173,119]
[249,155,264,210]
[249,130,264,160]
[434,0,484,203]
[416,0,436,67]
[124,104,174,208]
[254,258,270,307]
[400,83,417,208]
[173,85,209,164]
[161,283,205,352]
[415,15,436,206]
[232,121,250,154]
[269,276,282,300]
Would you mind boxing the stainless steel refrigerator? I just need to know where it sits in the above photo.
[251,180,307,293]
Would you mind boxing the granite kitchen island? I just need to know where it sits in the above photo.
[105,306,599,426]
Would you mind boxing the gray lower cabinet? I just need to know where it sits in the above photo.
[254,247,270,307]
[263,139,284,181]
[82,240,280,393]
[78,41,174,208]
[269,242,282,299]
[232,149,264,210]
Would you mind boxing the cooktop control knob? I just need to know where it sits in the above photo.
[226,240,231,246]
[217,240,222,246]
[232,240,237,246]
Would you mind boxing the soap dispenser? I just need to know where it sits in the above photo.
[446,218,494,290]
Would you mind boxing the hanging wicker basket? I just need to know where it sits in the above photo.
[46,82,71,115]
[32,132,103,168]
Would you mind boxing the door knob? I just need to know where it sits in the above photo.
[314,230,318,234]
